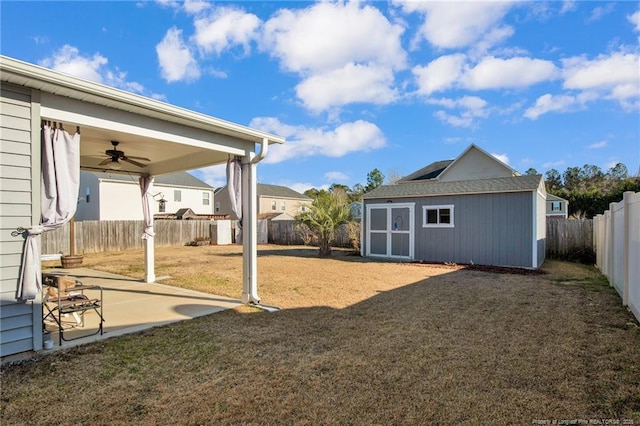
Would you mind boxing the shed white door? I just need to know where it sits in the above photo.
[366,203,414,259]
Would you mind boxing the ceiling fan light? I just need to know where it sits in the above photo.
[109,158,122,170]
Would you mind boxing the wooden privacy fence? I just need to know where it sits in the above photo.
[593,191,640,323]
[42,220,215,255]
[267,220,353,247]
[545,218,593,261]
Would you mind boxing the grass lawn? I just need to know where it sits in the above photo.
[1,245,639,425]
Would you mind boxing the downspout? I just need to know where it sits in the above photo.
[243,138,269,304]
[251,137,269,164]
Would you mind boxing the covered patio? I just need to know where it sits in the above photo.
[0,55,285,357]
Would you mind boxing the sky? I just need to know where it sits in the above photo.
[1,0,639,193]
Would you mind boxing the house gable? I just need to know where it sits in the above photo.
[437,144,518,182]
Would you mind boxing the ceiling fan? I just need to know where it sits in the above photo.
[98,141,150,170]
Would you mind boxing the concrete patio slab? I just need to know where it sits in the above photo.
[41,268,243,351]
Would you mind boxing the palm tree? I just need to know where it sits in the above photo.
[295,189,351,257]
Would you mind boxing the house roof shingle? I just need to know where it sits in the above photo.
[398,160,454,182]
[92,171,213,189]
[363,175,543,199]
[257,183,311,200]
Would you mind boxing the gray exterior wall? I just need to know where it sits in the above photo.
[1,84,42,357]
[363,191,538,268]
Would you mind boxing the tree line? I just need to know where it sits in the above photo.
[525,163,640,218]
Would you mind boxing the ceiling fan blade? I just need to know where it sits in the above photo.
[98,158,112,166]
[125,155,151,161]
[122,157,147,168]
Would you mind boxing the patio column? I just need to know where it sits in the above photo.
[142,176,155,283]
[241,154,260,304]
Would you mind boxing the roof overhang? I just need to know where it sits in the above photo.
[0,55,285,176]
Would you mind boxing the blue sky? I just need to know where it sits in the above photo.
[2,1,639,192]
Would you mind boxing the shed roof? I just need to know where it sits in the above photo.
[363,175,543,199]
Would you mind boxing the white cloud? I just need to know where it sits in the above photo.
[629,10,640,32]
[249,117,386,164]
[587,3,616,23]
[463,56,559,90]
[190,165,226,189]
[587,141,607,149]
[262,2,406,74]
[288,182,322,195]
[325,171,349,182]
[39,45,156,96]
[295,63,398,112]
[491,153,510,165]
[524,93,579,119]
[560,1,577,15]
[395,0,514,50]
[412,54,466,95]
[193,6,260,55]
[156,27,201,82]
[261,1,406,112]
[183,0,210,15]
[430,96,488,128]
[39,45,107,83]
[562,52,640,109]
[413,55,558,96]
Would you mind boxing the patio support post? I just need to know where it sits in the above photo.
[143,177,155,283]
[241,153,260,304]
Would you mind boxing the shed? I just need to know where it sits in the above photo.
[361,144,546,269]
[0,55,284,358]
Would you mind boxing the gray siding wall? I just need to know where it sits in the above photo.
[1,85,41,357]
[364,191,536,268]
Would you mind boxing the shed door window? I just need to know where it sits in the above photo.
[423,205,454,228]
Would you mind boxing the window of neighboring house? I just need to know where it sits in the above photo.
[551,201,561,212]
[271,200,277,211]
[159,199,166,213]
[422,205,454,228]
[301,205,306,213]
[214,201,221,213]
[281,200,286,211]
[174,190,182,202]
[85,186,90,203]
[203,192,210,206]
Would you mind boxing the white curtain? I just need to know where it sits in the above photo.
[17,124,80,300]
[139,175,155,240]
[226,156,243,243]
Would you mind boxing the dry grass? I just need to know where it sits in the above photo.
[2,245,639,425]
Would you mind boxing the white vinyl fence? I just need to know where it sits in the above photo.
[593,191,640,323]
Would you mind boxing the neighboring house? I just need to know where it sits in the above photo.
[361,144,547,269]
[75,171,215,221]
[546,193,569,219]
[215,183,312,220]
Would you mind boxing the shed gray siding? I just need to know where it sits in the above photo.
[364,191,537,268]
[1,85,42,357]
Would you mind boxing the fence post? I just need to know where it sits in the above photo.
[622,192,632,306]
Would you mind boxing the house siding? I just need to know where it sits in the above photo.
[363,191,536,268]
[0,85,42,357]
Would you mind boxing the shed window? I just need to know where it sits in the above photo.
[85,186,90,203]
[422,205,454,228]
[551,201,561,212]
